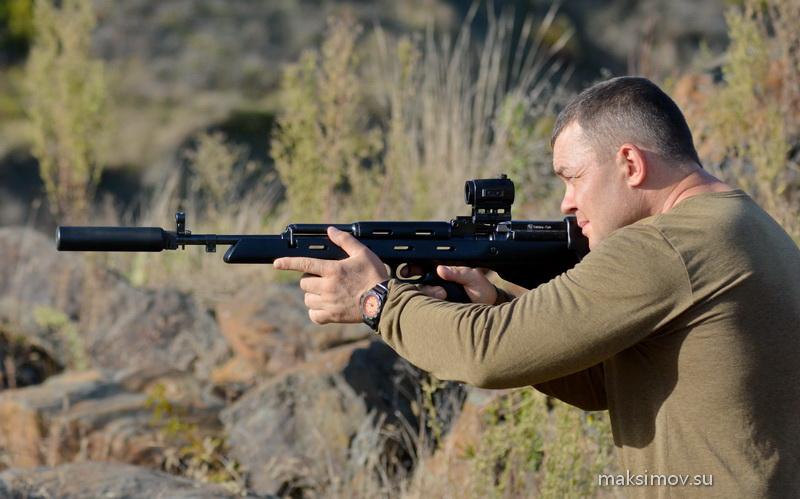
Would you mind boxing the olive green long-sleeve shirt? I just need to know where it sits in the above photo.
[377,190,800,496]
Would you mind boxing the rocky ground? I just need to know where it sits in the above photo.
[0,226,469,497]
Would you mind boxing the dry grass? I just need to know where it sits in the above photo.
[367,2,573,220]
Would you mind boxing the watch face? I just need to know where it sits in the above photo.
[362,293,381,318]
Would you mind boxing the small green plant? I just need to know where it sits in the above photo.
[32,305,88,371]
[538,399,616,497]
[25,0,110,224]
[418,375,450,447]
[467,388,616,498]
[145,383,247,494]
[470,389,546,497]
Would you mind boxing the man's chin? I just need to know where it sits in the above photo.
[582,225,599,250]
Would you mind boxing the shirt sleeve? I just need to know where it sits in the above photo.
[376,223,693,389]
[534,363,608,411]
[493,286,515,305]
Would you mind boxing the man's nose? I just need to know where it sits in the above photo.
[560,187,576,215]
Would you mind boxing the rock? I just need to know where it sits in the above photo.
[213,283,369,379]
[220,344,369,495]
[210,356,259,387]
[0,227,230,378]
[0,461,270,498]
[0,227,469,496]
[221,339,466,496]
[0,226,370,385]
[0,400,41,468]
[0,368,224,470]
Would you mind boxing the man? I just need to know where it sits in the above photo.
[274,77,800,495]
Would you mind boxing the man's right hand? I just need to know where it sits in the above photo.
[418,266,497,305]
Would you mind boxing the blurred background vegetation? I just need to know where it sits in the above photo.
[1,0,794,287]
[1,0,797,496]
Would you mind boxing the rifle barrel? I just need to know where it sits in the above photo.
[56,226,171,252]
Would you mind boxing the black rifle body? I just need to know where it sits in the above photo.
[56,176,589,301]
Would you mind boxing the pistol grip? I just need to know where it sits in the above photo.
[420,272,471,304]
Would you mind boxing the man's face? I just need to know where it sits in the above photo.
[552,123,639,249]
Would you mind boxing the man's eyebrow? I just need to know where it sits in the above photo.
[553,165,570,176]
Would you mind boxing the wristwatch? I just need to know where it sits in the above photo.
[360,281,390,330]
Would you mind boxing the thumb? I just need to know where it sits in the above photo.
[327,226,368,256]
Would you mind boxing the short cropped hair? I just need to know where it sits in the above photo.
[551,77,702,167]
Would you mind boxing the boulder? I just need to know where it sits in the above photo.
[0,227,468,496]
[0,461,270,498]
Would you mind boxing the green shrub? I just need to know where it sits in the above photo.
[32,305,88,371]
[468,389,616,498]
[708,0,799,240]
[25,0,109,224]
[271,14,382,224]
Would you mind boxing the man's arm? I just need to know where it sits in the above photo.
[428,270,609,411]
[374,224,693,389]
[277,223,692,395]
[423,268,609,411]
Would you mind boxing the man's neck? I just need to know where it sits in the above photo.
[659,168,734,214]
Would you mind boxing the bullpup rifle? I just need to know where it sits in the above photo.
[56,175,589,302]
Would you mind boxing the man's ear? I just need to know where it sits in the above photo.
[617,143,647,187]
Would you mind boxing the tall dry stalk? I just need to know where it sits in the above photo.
[104,130,280,296]
[370,2,573,220]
